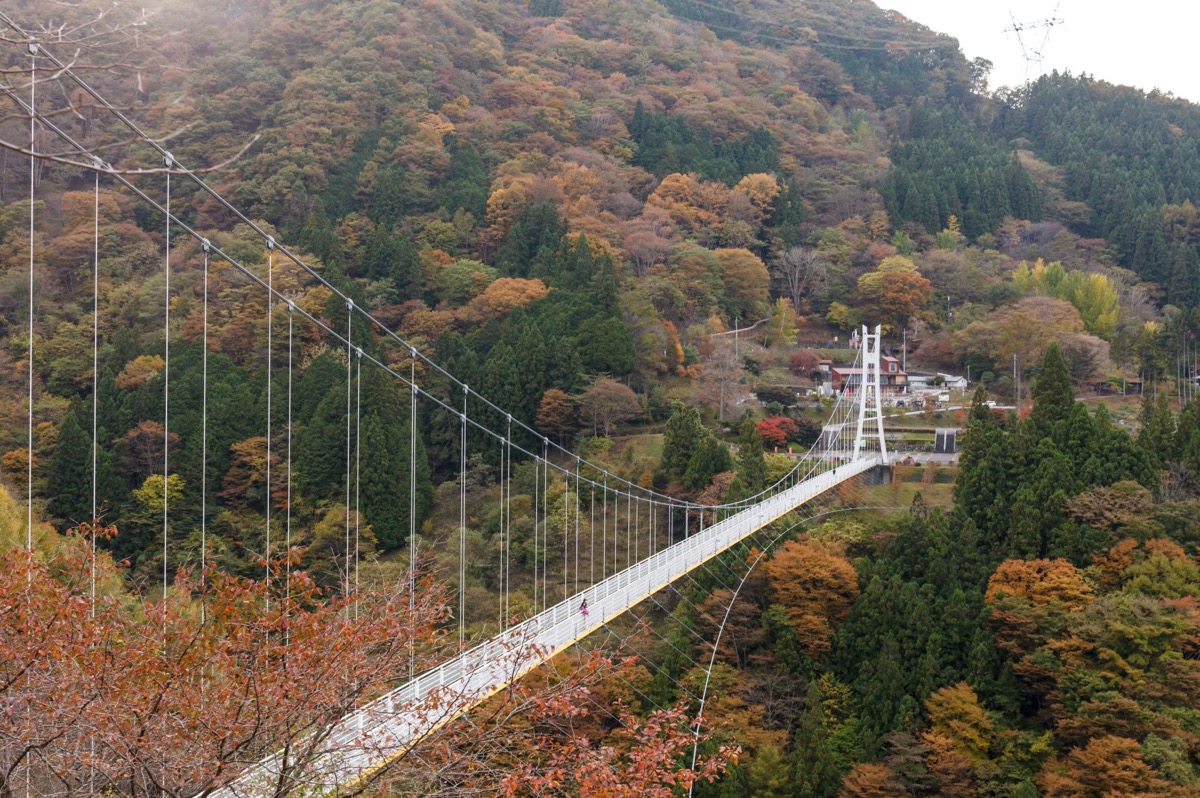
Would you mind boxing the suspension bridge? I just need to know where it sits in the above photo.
[2,23,893,796]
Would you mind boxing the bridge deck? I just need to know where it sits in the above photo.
[212,457,881,796]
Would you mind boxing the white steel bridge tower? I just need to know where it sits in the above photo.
[853,324,889,464]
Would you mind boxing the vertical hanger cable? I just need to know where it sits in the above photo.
[26,44,36,556]
[264,238,274,605]
[90,159,100,613]
[162,155,173,600]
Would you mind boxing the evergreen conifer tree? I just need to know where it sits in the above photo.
[661,403,703,478]
[954,389,1013,549]
[735,417,766,492]
[357,370,432,550]
[1007,438,1071,558]
[47,409,93,526]
[683,434,733,490]
[1029,343,1074,443]
[1137,391,1175,467]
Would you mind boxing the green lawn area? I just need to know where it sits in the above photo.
[608,433,664,463]
[1080,394,1144,429]
[864,478,955,509]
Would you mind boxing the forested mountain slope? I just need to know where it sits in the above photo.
[999,73,1200,307]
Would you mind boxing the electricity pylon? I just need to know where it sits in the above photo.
[1003,4,1064,82]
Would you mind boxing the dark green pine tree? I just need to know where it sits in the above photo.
[478,342,525,446]
[545,233,597,290]
[1177,399,1200,477]
[589,254,619,312]
[360,224,398,281]
[480,342,522,412]
[545,335,583,394]
[360,224,418,298]
[574,316,635,376]
[1166,241,1200,308]
[295,350,347,424]
[170,342,258,510]
[1081,405,1157,488]
[356,370,432,551]
[528,0,562,17]
[1137,391,1175,468]
[47,409,95,526]
[296,197,342,268]
[1029,343,1075,444]
[965,626,1020,716]
[1006,438,1071,558]
[661,403,703,478]
[765,178,806,246]
[496,201,566,278]
[629,100,648,141]
[1131,208,1169,285]
[788,681,847,798]
[735,417,766,492]
[835,575,915,687]
[367,164,408,228]
[683,433,732,490]
[953,389,1013,550]
[439,137,489,219]
[1007,155,1043,221]
[295,378,349,501]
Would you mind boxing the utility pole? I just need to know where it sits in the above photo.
[734,316,739,357]
[1013,353,1019,407]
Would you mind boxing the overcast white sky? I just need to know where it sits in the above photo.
[882,1,1200,103]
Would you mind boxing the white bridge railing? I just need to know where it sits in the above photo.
[210,456,881,796]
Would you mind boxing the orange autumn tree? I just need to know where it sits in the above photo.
[763,539,859,657]
[456,277,549,324]
[646,173,728,232]
[499,705,734,798]
[985,558,1094,611]
[984,558,1093,671]
[1038,735,1191,798]
[536,388,578,444]
[923,683,994,763]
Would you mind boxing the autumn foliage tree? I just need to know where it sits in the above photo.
[577,378,641,436]
[456,277,549,324]
[1038,736,1191,797]
[536,388,578,443]
[763,540,859,657]
[499,705,734,798]
[757,415,800,448]
[855,256,932,332]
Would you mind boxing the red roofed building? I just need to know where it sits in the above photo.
[830,355,907,395]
